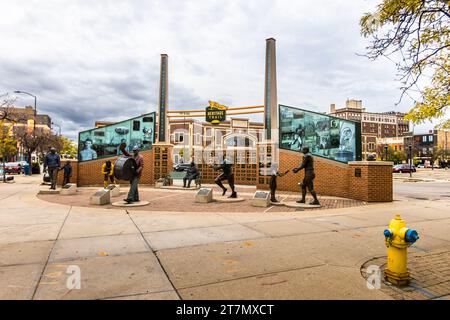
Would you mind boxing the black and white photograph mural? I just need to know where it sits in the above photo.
[279,105,360,163]
[78,113,155,162]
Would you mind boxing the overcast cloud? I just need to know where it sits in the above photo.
[0,0,440,140]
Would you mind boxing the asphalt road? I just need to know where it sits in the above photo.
[394,181,450,200]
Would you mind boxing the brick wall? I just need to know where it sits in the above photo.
[259,149,393,202]
[349,161,393,202]
[67,150,154,187]
[70,147,393,202]
[273,149,350,198]
[56,159,78,186]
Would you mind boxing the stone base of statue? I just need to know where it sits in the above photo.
[90,189,111,205]
[111,200,150,207]
[215,197,245,203]
[251,191,270,207]
[155,180,164,188]
[270,199,285,206]
[60,183,77,195]
[38,189,60,195]
[106,184,121,197]
[161,185,200,191]
[281,201,322,209]
[195,188,213,203]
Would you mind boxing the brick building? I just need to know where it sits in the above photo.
[329,99,409,159]
[403,129,450,164]
[169,118,264,165]
[0,105,52,161]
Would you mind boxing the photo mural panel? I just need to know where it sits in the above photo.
[279,105,360,163]
[78,113,156,162]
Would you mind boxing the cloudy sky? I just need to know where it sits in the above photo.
[0,0,439,140]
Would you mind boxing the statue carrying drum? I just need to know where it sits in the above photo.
[114,143,144,204]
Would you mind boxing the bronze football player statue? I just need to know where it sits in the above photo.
[212,155,237,198]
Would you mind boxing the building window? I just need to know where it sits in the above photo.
[429,135,433,142]
[422,136,427,142]
[174,132,184,143]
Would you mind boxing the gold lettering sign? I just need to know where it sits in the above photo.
[206,101,227,124]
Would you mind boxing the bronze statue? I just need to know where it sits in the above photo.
[183,162,199,188]
[269,164,289,203]
[116,143,144,204]
[212,155,237,198]
[292,146,320,205]
[43,147,61,190]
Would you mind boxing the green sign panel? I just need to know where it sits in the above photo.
[206,101,227,124]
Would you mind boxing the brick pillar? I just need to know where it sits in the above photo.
[348,161,393,202]
[152,143,173,182]
[256,141,277,190]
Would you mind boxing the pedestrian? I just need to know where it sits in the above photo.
[44,147,61,190]
[292,146,320,205]
[101,160,115,188]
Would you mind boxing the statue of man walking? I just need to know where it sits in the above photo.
[292,146,320,205]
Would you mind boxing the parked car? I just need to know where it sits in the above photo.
[3,162,22,174]
[416,164,425,168]
[0,167,14,182]
[173,163,191,172]
[393,164,416,173]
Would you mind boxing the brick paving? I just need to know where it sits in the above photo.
[37,186,367,213]
[361,250,450,300]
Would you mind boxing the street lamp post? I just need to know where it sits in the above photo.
[51,122,61,136]
[384,145,388,161]
[409,144,413,178]
[13,91,37,136]
[14,91,37,175]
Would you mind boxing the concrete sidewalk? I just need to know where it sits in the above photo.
[0,175,449,300]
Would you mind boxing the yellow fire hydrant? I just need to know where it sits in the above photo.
[383,215,419,286]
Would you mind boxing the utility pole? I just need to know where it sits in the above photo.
[409,145,413,178]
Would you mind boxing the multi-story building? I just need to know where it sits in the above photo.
[90,115,265,165]
[436,129,450,157]
[168,118,264,165]
[330,99,410,159]
[0,105,52,161]
[403,129,450,164]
